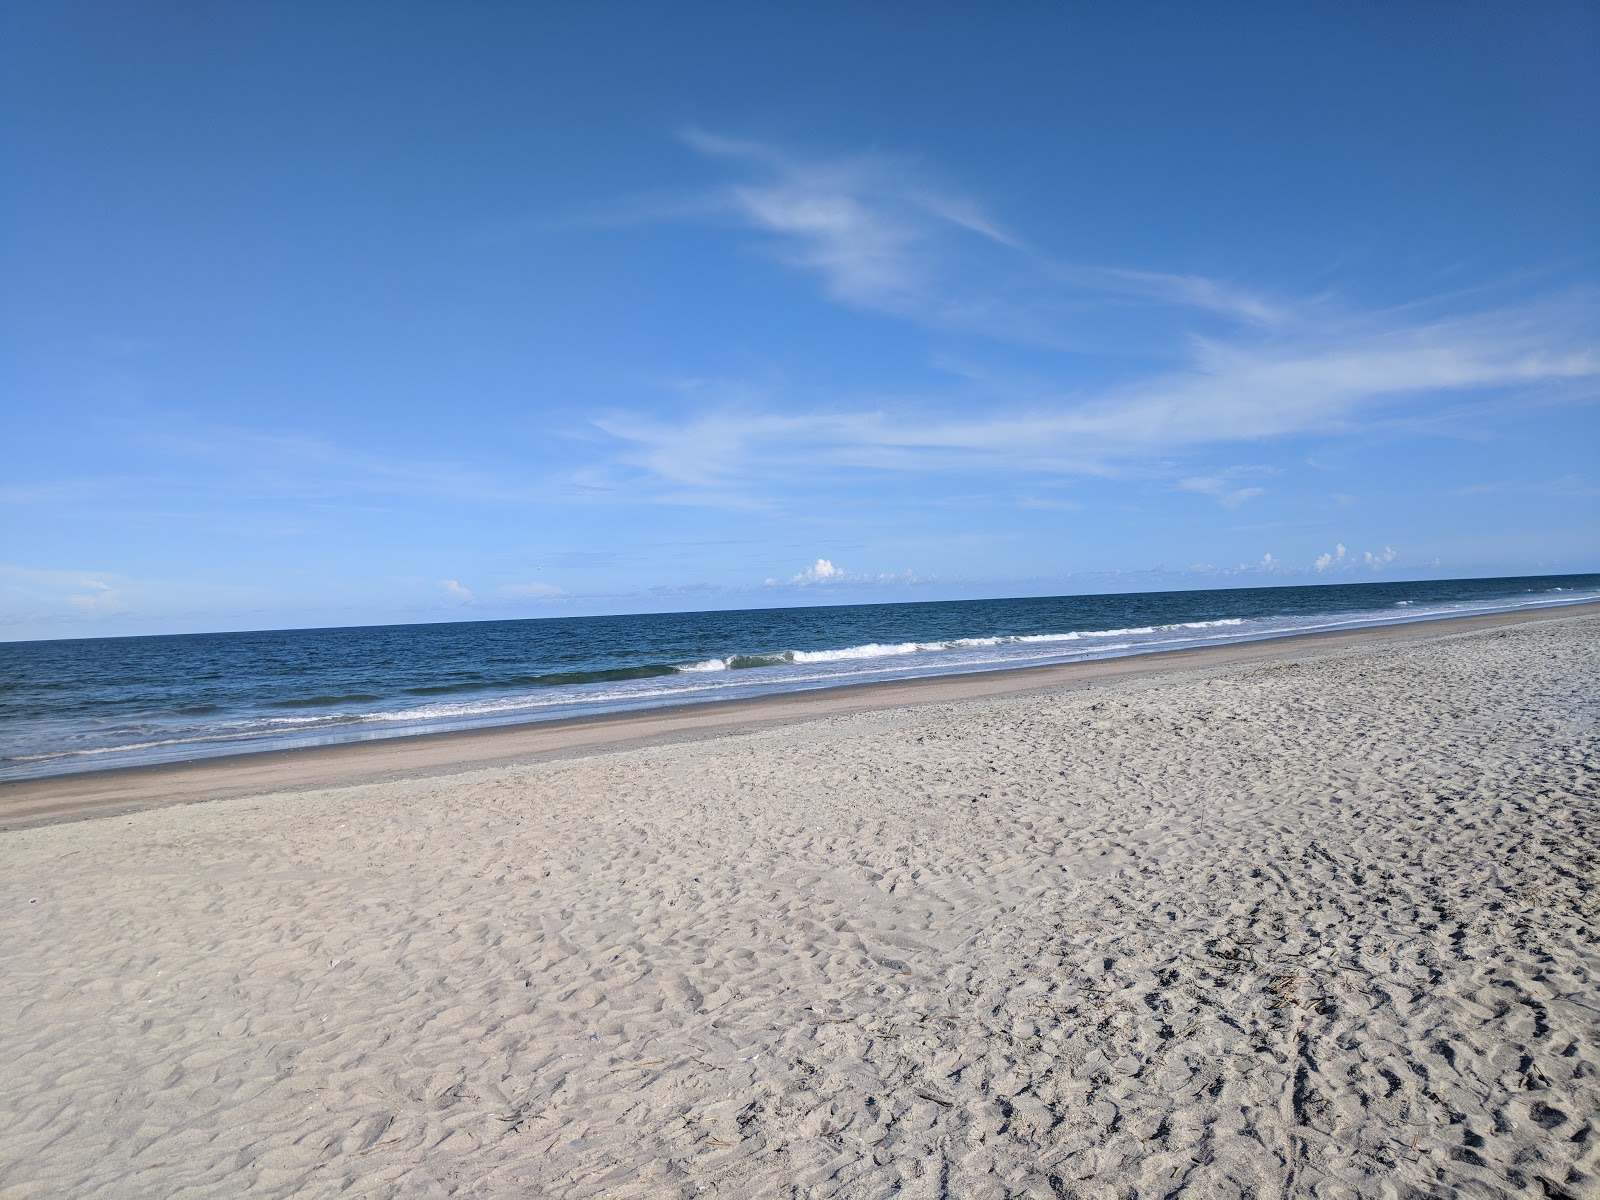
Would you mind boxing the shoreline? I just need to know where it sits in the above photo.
[2,603,1595,1197]
[4,600,1595,831]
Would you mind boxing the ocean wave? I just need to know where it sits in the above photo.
[270,693,382,708]
[673,619,1251,672]
[790,641,942,663]
[401,664,681,697]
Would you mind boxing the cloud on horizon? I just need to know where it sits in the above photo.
[762,558,924,589]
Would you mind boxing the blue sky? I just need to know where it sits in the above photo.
[2,2,1597,639]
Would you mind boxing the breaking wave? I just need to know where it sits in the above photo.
[672,618,1247,673]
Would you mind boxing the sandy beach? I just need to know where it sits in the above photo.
[1,606,1596,1198]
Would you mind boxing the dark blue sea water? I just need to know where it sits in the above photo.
[2,574,1596,782]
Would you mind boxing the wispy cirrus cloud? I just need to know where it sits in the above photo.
[1118,269,1289,326]
[8,411,571,513]
[123,420,523,503]
[678,127,1019,313]
[591,291,1598,499]
[1176,477,1267,509]
[674,130,1299,339]
[1050,265,1292,328]
[0,565,273,634]
[0,566,130,616]
[602,133,1596,510]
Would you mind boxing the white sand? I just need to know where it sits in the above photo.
[1,611,1596,1198]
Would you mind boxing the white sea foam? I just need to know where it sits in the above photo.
[791,641,941,663]
[676,658,730,672]
[7,726,320,763]
[775,620,1249,665]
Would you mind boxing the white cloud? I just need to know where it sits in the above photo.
[0,566,128,615]
[440,579,474,602]
[62,577,124,613]
[75,412,563,508]
[679,127,1017,313]
[771,558,846,586]
[667,150,1307,389]
[630,134,1599,497]
[1313,543,1349,572]
[593,291,1596,500]
[1083,267,1288,327]
[1067,303,1596,450]
[1312,542,1400,573]
[761,558,927,588]
[1176,477,1266,508]
[675,131,1326,343]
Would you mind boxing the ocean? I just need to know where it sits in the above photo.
[2,573,1596,782]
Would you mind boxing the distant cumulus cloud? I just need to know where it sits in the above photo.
[440,579,474,602]
[63,577,124,612]
[773,557,846,586]
[763,558,925,588]
[1313,543,1348,572]
[1311,543,1397,572]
